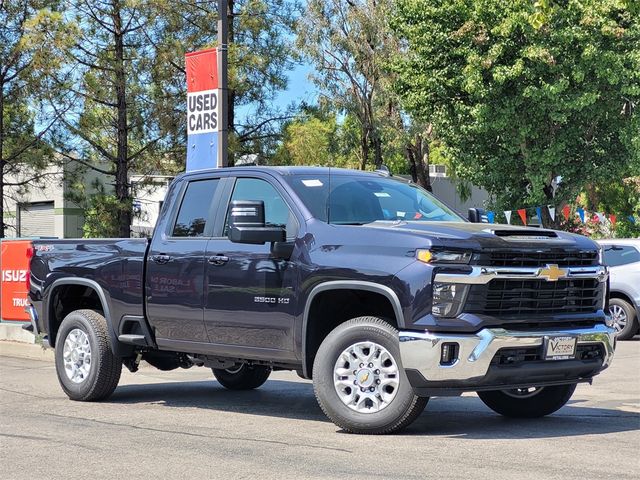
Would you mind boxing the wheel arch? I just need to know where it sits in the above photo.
[609,290,639,315]
[301,281,405,378]
[46,278,123,356]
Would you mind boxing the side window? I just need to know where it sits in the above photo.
[172,179,219,237]
[225,178,298,238]
[603,245,640,267]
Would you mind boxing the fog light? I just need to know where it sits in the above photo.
[440,342,459,365]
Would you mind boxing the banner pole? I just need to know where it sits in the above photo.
[217,0,229,168]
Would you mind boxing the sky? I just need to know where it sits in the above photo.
[236,62,318,122]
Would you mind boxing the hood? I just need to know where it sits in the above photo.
[355,221,598,251]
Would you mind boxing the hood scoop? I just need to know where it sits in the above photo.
[486,229,558,240]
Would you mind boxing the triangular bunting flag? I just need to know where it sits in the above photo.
[629,215,636,224]
[576,208,585,223]
[548,206,556,222]
[535,206,543,223]
[609,214,617,225]
[487,211,495,224]
[562,205,570,221]
[517,208,527,226]
[504,210,512,224]
[596,212,605,224]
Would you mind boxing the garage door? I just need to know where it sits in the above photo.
[18,202,55,237]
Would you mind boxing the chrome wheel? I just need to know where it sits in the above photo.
[333,341,400,413]
[502,386,543,399]
[62,328,92,384]
[610,304,628,333]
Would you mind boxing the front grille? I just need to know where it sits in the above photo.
[484,250,598,267]
[464,278,603,316]
[491,344,604,365]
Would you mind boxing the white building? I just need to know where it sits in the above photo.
[3,163,90,238]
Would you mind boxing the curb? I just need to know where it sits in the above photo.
[0,340,54,362]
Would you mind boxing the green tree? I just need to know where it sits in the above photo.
[147,0,299,164]
[392,0,640,225]
[0,0,62,237]
[297,0,435,190]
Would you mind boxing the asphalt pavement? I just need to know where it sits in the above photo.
[1,341,638,480]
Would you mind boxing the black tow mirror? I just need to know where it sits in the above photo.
[468,208,488,223]
[228,200,286,245]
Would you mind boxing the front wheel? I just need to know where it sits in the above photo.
[609,298,638,340]
[54,309,122,401]
[312,316,428,434]
[212,364,271,390]
[477,384,577,418]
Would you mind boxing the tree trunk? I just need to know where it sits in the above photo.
[0,74,5,238]
[541,183,558,229]
[113,0,131,238]
[359,125,369,170]
[372,130,383,168]
[405,135,432,192]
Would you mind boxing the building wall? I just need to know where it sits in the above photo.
[131,175,174,237]
[3,164,82,239]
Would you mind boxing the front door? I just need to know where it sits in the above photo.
[146,177,221,343]
[204,176,300,355]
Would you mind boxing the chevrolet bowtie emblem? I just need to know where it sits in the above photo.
[538,264,567,282]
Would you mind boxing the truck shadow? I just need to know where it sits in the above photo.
[109,378,640,438]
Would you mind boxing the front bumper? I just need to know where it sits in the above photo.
[399,324,616,395]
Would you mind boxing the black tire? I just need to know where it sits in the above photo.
[312,316,428,434]
[212,364,271,390]
[54,309,122,401]
[609,298,638,340]
[477,384,577,418]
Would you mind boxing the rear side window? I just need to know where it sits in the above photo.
[603,245,640,267]
[172,179,219,237]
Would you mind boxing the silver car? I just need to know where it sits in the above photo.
[597,239,640,339]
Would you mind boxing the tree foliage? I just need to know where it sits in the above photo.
[392,0,640,220]
[0,0,63,237]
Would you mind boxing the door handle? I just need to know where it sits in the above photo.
[151,254,171,264]
[208,255,229,266]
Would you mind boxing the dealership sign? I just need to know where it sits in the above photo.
[0,240,31,321]
[185,48,220,171]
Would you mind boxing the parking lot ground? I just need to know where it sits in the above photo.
[1,341,639,480]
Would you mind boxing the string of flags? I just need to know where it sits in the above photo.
[486,204,638,226]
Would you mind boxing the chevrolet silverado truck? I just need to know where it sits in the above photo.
[26,167,616,434]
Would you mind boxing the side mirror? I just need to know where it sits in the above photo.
[468,208,488,223]
[228,200,286,245]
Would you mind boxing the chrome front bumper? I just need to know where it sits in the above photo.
[399,324,616,383]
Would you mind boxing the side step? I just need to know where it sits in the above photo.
[118,334,149,347]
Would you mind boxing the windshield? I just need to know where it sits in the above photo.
[284,174,464,224]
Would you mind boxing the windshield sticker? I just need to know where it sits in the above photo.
[302,179,323,187]
[397,211,406,217]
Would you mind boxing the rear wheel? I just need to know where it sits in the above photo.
[609,298,638,340]
[477,384,576,418]
[312,316,428,434]
[54,309,122,401]
[212,364,271,390]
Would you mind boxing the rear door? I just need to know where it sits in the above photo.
[203,175,301,356]
[146,176,224,343]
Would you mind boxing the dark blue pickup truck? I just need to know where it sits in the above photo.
[26,166,616,434]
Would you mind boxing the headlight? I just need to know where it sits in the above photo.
[432,282,469,317]
[416,249,472,264]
